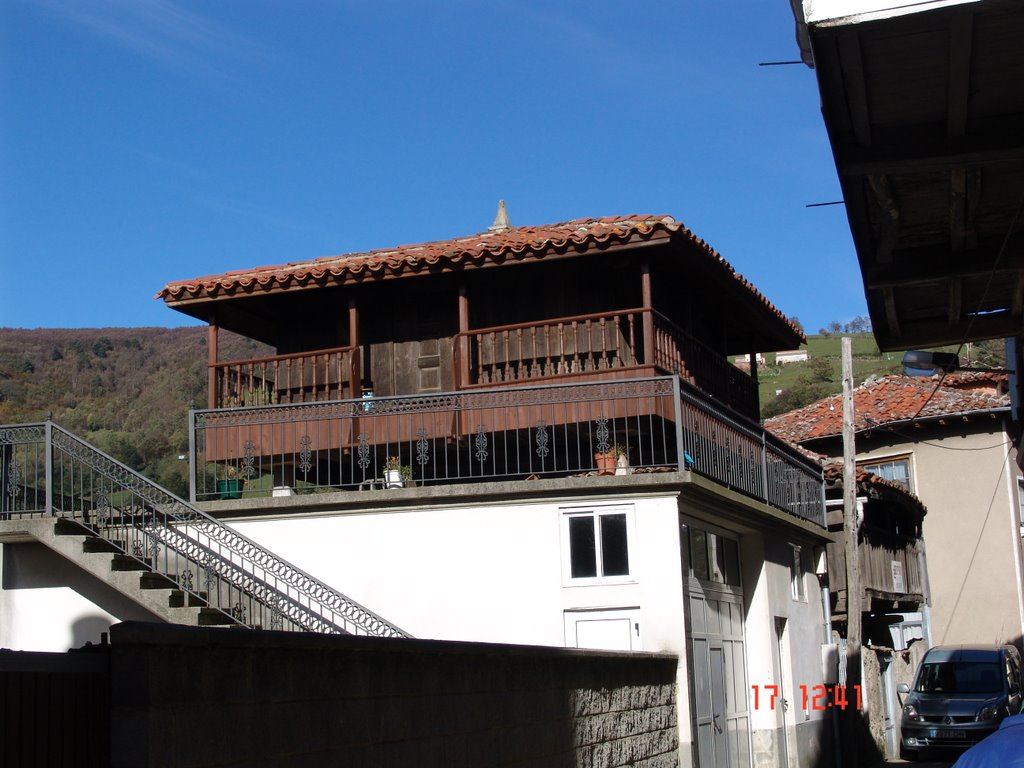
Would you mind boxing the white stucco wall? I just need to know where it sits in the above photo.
[0,542,157,651]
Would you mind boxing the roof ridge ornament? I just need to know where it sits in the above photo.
[488,200,511,233]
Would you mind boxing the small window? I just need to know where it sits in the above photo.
[861,456,912,492]
[790,545,806,601]
[563,506,632,582]
[686,524,741,587]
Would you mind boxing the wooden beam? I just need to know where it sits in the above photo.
[867,175,899,264]
[948,279,963,327]
[458,285,470,388]
[641,263,654,368]
[882,287,901,339]
[871,308,1021,351]
[838,30,872,148]
[207,314,219,410]
[840,143,1024,177]
[950,167,967,254]
[946,11,974,139]
[862,233,1024,289]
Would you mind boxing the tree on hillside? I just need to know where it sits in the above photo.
[761,355,837,418]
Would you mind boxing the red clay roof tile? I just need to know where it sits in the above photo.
[765,373,1010,444]
[157,214,801,337]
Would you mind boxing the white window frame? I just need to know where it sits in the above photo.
[859,453,914,493]
[790,544,806,601]
[560,504,636,586]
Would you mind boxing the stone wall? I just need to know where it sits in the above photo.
[108,622,679,768]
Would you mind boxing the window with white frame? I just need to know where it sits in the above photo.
[790,544,806,601]
[562,505,633,582]
[860,455,912,492]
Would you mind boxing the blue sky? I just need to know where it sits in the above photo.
[0,0,865,333]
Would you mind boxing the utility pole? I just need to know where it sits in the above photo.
[842,336,862,767]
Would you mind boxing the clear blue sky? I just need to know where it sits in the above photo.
[0,0,865,334]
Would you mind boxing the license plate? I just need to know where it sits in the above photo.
[928,728,966,739]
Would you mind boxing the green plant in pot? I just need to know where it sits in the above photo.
[217,465,244,499]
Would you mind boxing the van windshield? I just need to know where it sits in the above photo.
[915,661,1002,694]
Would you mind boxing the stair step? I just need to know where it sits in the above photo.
[112,554,152,571]
[169,589,209,608]
[83,537,124,554]
[54,518,93,536]
[197,608,238,626]
[139,572,178,590]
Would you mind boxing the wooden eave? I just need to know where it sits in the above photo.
[806,0,1024,350]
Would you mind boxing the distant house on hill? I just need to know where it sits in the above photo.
[766,373,1024,656]
[774,349,808,365]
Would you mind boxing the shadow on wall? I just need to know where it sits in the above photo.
[71,615,111,650]
[3,542,159,620]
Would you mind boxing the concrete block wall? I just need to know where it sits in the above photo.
[109,622,679,768]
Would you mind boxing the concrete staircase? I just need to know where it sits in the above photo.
[0,516,242,628]
[0,421,410,638]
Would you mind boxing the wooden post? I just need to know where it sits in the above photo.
[207,314,219,409]
[348,299,360,398]
[842,336,861,767]
[458,285,470,388]
[641,263,654,367]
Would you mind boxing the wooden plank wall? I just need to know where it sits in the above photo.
[0,649,109,768]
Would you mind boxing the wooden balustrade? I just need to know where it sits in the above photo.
[211,345,359,408]
[457,309,759,421]
[459,310,642,385]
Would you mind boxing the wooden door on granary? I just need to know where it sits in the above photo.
[366,311,455,397]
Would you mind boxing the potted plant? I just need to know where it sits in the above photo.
[594,444,627,476]
[216,465,243,499]
[384,457,412,489]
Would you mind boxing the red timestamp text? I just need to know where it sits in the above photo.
[751,684,862,711]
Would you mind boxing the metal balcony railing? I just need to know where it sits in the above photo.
[0,423,409,638]
[189,376,825,527]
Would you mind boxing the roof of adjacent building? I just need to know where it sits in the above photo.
[157,213,800,336]
[765,372,1010,444]
[822,462,928,518]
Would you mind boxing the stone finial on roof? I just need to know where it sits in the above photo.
[489,200,511,233]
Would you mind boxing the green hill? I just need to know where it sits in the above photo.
[0,327,270,497]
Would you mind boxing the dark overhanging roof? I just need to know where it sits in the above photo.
[797,0,1024,350]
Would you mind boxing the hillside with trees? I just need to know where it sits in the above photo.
[0,327,270,497]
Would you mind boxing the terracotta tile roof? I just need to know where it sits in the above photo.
[822,462,927,517]
[157,214,800,336]
[765,373,1010,444]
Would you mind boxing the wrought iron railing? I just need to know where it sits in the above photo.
[189,376,825,527]
[0,423,408,638]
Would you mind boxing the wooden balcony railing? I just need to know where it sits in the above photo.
[457,309,642,386]
[211,345,360,409]
[456,308,759,420]
[650,310,759,419]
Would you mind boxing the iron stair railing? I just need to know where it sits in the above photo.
[0,422,409,638]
